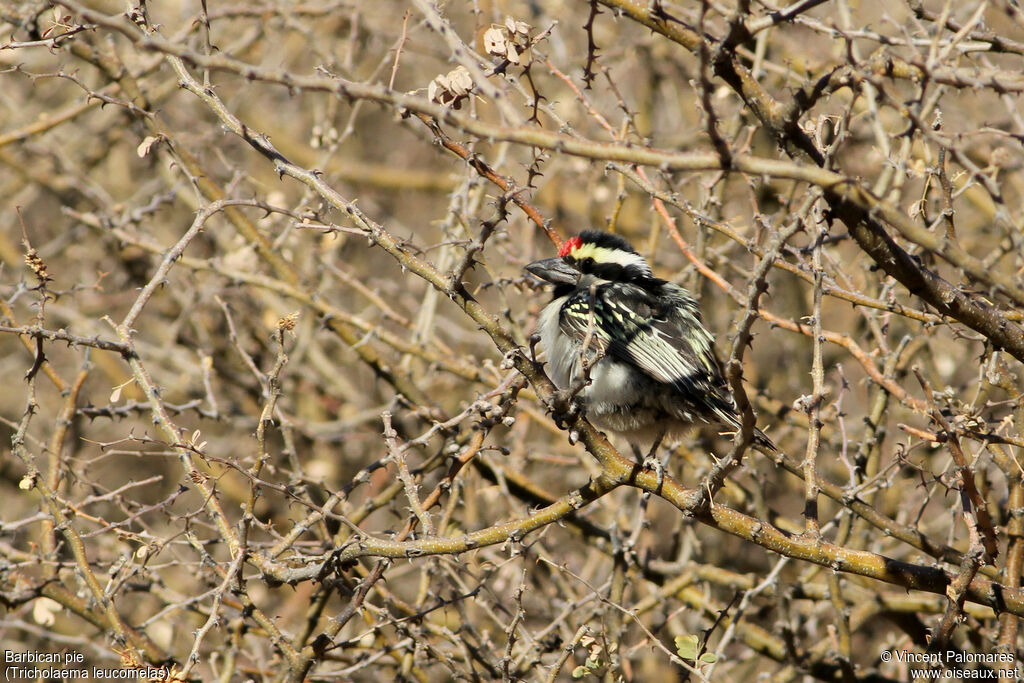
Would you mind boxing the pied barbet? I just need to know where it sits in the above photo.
[526,230,775,469]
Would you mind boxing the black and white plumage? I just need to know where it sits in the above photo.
[526,230,774,458]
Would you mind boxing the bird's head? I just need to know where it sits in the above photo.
[525,231,653,287]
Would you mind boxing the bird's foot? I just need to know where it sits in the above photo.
[642,453,666,493]
[635,433,668,492]
[550,393,581,430]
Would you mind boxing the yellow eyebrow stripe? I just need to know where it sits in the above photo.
[570,243,648,270]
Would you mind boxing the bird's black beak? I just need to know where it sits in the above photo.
[525,257,581,286]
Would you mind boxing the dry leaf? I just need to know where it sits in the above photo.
[136,135,160,157]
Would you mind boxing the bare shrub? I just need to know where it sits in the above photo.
[1,0,1023,680]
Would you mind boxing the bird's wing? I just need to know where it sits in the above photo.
[559,284,776,449]
[557,289,612,359]
[559,284,718,391]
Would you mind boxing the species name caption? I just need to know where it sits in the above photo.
[4,649,171,680]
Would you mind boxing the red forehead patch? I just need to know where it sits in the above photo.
[558,235,582,258]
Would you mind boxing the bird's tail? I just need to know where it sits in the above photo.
[713,404,776,452]
[753,427,777,452]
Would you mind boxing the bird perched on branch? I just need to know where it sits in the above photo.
[525,230,774,477]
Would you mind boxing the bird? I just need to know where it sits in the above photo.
[525,230,775,479]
